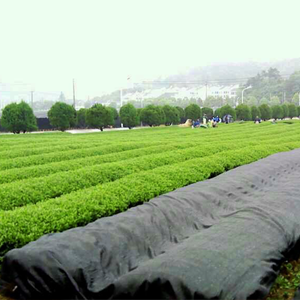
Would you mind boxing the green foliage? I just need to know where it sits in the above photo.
[140,105,165,126]
[281,103,289,118]
[235,104,251,121]
[220,105,236,120]
[266,258,300,300]
[271,105,283,120]
[48,102,76,131]
[76,108,87,128]
[245,68,283,100]
[0,101,37,133]
[0,142,250,211]
[107,107,119,121]
[184,104,201,121]
[251,106,261,121]
[260,97,269,105]
[285,71,300,100]
[1,123,300,261]
[292,93,300,106]
[245,96,258,106]
[1,103,20,133]
[0,141,161,171]
[120,104,139,129]
[214,108,221,117]
[156,106,166,125]
[0,142,198,185]
[288,103,298,118]
[270,96,281,106]
[162,105,180,125]
[259,104,271,120]
[202,107,213,119]
[1,134,300,258]
[204,96,225,108]
[86,104,114,131]
[175,106,185,123]
[136,108,143,118]
[298,106,300,117]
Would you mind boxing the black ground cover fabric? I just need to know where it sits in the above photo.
[2,149,300,299]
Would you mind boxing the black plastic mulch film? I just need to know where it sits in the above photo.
[2,149,300,300]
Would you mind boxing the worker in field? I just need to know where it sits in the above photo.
[225,115,229,124]
[254,116,261,124]
[193,119,200,128]
[212,116,219,127]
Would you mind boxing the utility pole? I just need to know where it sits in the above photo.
[205,82,208,101]
[73,79,76,109]
[30,91,34,108]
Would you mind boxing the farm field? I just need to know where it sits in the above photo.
[1,121,300,299]
[1,121,300,261]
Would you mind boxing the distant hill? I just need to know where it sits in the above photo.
[90,58,300,106]
[162,58,300,85]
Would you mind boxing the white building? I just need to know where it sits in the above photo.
[120,84,239,103]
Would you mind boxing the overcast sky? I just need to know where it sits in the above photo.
[0,0,300,99]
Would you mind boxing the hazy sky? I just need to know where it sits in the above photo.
[0,0,300,99]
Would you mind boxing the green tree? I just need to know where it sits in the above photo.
[76,108,87,128]
[220,105,236,120]
[284,71,300,100]
[271,105,283,120]
[140,105,165,127]
[288,103,298,118]
[223,96,236,107]
[292,93,299,106]
[48,102,76,131]
[245,68,283,100]
[184,104,201,121]
[137,108,143,118]
[298,106,300,117]
[281,103,289,118]
[156,106,166,125]
[86,104,114,131]
[204,96,224,108]
[270,96,281,106]
[214,108,221,117]
[259,104,271,120]
[120,103,139,129]
[259,97,269,105]
[235,104,251,121]
[1,101,37,133]
[18,101,38,133]
[1,103,20,133]
[107,107,119,121]
[175,106,185,123]
[245,96,258,106]
[162,105,180,125]
[251,106,261,121]
[202,107,213,119]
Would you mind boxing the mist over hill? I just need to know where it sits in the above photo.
[162,58,300,84]
[89,58,300,108]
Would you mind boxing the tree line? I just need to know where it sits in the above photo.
[1,101,300,133]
